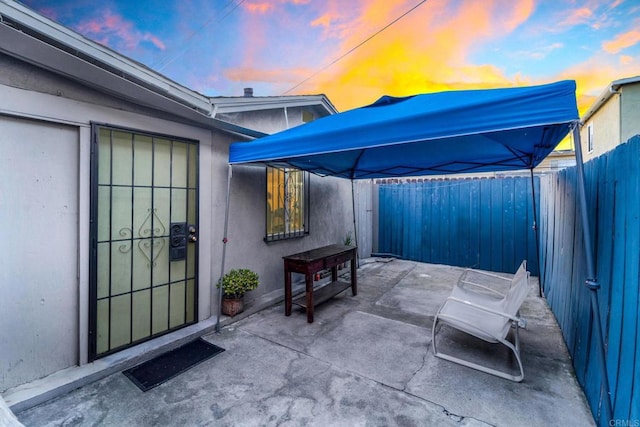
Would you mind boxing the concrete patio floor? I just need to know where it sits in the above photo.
[14,258,595,426]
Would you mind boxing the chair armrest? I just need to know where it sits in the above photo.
[458,280,507,298]
[445,296,521,323]
[460,268,512,282]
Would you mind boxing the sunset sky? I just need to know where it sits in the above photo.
[21,0,640,116]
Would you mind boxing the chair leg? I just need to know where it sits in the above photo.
[431,317,525,382]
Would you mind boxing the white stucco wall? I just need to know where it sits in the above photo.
[0,116,79,391]
[210,102,363,306]
[0,79,220,391]
[215,163,355,306]
[0,56,360,393]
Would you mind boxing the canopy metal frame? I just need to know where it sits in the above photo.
[215,81,612,424]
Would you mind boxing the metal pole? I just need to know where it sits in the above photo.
[529,168,542,297]
[573,125,612,424]
[351,179,359,267]
[215,165,233,333]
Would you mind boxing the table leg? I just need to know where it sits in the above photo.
[305,272,314,323]
[284,267,292,316]
[350,254,357,296]
[331,266,338,282]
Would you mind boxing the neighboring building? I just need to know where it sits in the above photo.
[211,89,337,134]
[0,1,356,411]
[533,149,576,172]
[580,76,640,161]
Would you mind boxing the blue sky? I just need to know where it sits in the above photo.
[20,0,640,115]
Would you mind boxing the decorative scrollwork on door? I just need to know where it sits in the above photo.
[138,208,166,238]
[137,238,166,268]
[136,208,167,267]
[117,228,132,253]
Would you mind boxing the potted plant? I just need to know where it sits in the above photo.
[217,268,259,317]
[340,232,354,269]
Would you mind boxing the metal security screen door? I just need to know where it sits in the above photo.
[89,124,198,360]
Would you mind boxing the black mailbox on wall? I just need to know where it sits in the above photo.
[170,222,187,261]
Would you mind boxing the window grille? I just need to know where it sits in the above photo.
[265,167,309,241]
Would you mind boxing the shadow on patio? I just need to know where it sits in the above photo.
[17,258,594,426]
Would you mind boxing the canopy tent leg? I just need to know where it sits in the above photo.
[351,179,359,267]
[215,165,233,333]
[529,168,543,297]
[573,125,612,424]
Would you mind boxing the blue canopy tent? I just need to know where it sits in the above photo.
[229,80,577,178]
[222,80,611,422]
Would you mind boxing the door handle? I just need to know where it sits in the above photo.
[188,225,197,243]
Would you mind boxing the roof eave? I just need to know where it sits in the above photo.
[0,1,213,114]
[581,75,640,123]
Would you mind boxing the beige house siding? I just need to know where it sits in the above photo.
[620,82,640,144]
[580,78,640,163]
[581,92,620,161]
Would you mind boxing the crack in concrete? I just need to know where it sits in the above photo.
[403,341,430,392]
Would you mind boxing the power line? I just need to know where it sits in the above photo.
[282,0,428,95]
[154,0,245,71]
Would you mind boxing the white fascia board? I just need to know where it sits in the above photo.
[611,75,640,89]
[581,87,614,124]
[0,0,211,114]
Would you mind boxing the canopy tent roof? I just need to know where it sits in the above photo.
[229,80,579,179]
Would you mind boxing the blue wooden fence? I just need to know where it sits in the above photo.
[539,135,640,426]
[378,176,540,275]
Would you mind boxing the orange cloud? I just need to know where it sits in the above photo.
[553,56,628,115]
[244,2,274,14]
[311,13,336,28]
[602,29,640,53]
[514,42,564,60]
[501,0,534,32]
[225,66,312,83]
[558,7,594,27]
[620,55,634,65]
[610,0,623,8]
[299,0,535,110]
[144,35,166,50]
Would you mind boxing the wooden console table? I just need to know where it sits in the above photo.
[283,244,357,323]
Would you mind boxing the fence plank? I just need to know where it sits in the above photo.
[377,176,539,275]
[538,135,640,426]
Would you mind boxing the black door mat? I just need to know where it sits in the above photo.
[123,338,225,392]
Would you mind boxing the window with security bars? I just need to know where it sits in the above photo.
[266,167,309,241]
